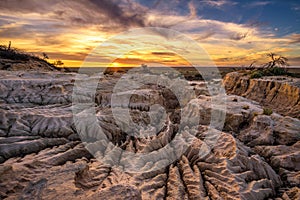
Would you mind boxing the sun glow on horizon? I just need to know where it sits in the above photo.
[0,0,299,67]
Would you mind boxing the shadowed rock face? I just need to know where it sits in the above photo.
[0,70,299,199]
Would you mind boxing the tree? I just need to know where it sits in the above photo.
[42,53,49,60]
[141,63,150,73]
[8,41,11,50]
[263,53,289,68]
[141,64,147,69]
[246,61,256,70]
[53,60,64,67]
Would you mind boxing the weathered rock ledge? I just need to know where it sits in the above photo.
[223,71,300,118]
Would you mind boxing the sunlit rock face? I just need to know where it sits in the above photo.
[223,71,300,119]
[0,70,299,199]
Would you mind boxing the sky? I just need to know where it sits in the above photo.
[0,0,299,67]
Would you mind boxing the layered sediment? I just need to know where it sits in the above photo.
[0,70,299,199]
[223,71,300,118]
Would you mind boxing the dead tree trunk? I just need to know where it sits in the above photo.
[8,41,11,50]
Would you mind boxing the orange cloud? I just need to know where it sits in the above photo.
[0,0,299,67]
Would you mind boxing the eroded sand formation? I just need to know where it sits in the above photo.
[0,70,299,199]
[224,71,300,119]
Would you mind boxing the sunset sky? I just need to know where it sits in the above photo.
[0,0,299,67]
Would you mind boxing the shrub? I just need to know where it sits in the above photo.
[0,46,30,61]
[250,70,263,79]
[53,60,64,67]
[267,67,287,76]
[263,108,273,115]
[242,105,250,110]
[104,70,114,75]
[253,112,259,117]
[0,42,63,71]
[195,74,203,79]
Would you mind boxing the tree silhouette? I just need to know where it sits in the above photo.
[141,63,150,73]
[53,60,64,67]
[263,53,289,68]
[8,41,11,50]
[42,53,49,60]
[246,61,256,70]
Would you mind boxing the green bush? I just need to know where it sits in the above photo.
[263,108,273,115]
[249,67,288,79]
[267,67,287,76]
[250,70,263,79]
